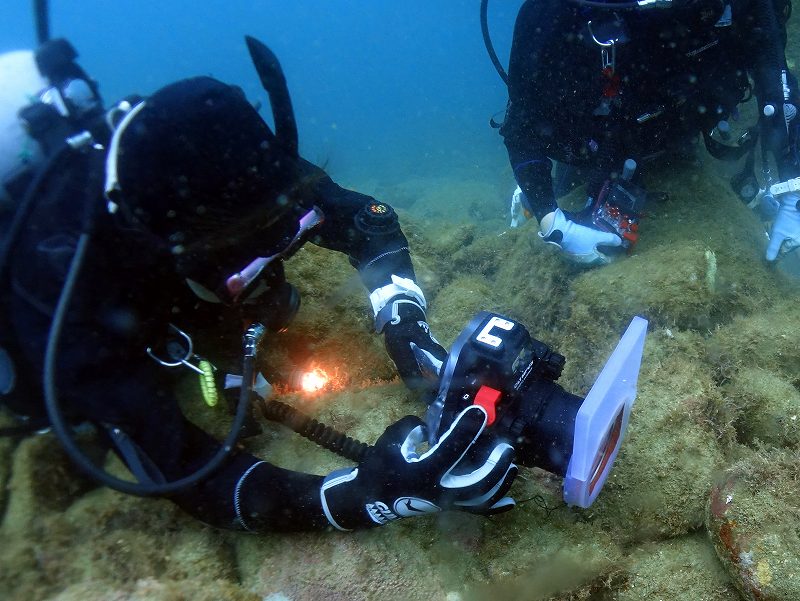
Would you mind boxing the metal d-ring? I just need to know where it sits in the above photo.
[146,324,206,375]
[588,20,617,73]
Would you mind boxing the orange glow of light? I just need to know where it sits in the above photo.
[300,368,330,393]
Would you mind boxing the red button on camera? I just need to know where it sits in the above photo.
[473,385,502,426]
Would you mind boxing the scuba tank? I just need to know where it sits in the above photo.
[0,44,99,427]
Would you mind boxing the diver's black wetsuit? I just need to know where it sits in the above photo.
[5,145,415,531]
[501,0,799,221]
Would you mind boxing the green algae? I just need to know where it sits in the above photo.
[706,300,800,389]
[0,441,241,601]
[613,534,739,601]
[47,579,261,601]
[725,368,800,448]
[585,331,727,542]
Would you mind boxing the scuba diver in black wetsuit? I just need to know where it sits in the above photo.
[0,35,518,532]
[494,0,800,266]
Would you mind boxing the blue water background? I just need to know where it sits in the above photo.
[1,1,523,186]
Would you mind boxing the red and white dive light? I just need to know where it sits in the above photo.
[426,311,647,508]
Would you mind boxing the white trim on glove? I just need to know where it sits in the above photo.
[320,467,359,531]
[369,275,426,318]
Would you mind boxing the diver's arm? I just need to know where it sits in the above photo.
[503,137,557,223]
[295,158,415,291]
[79,378,513,532]
[202,407,518,531]
[500,0,561,221]
[294,158,446,389]
[168,422,331,532]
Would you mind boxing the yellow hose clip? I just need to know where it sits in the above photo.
[197,359,219,407]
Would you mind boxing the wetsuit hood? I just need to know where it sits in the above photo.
[105,76,309,295]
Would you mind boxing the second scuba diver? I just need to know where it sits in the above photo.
[498,0,800,266]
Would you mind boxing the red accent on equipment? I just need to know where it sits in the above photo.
[601,66,621,98]
[473,385,502,426]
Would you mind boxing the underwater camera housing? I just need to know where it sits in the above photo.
[426,311,647,508]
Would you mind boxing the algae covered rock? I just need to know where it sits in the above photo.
[236,525,455,601]
[587,330,726,542]
[0,438,243,601]
[46,578,260,601]
[428,274,504,346]
[1,433,96,537]
[486,221,577,337]
[613,534,738,601]
[467,543,623,601]
[707,449,800,601]
[463,486,625,601]
[570,241,720,333]
[282,243,395,387]
[706,299,800,386]
[726,367,800,449]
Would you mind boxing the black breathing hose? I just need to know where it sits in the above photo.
[480,0,509,86]
[260,399,370,462]
[43,240,265,496]
[34,0,50,44]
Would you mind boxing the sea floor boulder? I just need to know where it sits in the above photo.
[707,449,800,601]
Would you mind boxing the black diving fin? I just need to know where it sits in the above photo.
[245,35,299,159]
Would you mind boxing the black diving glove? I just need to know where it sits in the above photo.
[320,406,517,530]
[369,275,446,389]
[383,301,447,390]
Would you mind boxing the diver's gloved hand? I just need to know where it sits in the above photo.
[766,192,800,261]
[383,305,447,390]
[539,208,622,266]
[370,275,447,390]
[320,406,517,530]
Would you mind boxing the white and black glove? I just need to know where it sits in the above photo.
[370,275,447,390]
[320,406,517,530]
[766,192,800,261]
[539,208,622,266]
